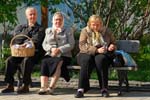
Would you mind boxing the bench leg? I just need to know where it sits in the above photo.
[117,70,129,96]
[17,70,23,90]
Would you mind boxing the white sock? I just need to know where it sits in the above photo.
[78,88,84,92]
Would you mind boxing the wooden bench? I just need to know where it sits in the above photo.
[16,40,140,95]
[67,40,140,95]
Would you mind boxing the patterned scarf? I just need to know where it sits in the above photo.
[92,31,105,47]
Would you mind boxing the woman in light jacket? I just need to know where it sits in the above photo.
[75,15,116,98]
[38,12,75,95]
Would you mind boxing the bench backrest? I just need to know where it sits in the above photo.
[116,40,140,53]
[73,40,140,54]
[69,40,140,70]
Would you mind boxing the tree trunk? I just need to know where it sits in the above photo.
[41,0,48,29]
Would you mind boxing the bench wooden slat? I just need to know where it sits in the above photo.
[110,66,138,71]
[116,40,140,53]
[67,65,81,70]
[67,65,138,71]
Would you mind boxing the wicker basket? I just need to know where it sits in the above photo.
[10,34,35,57]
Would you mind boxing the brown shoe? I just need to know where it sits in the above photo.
[1,84,14,93]
[17,85,29,94]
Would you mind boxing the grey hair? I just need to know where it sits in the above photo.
[25,7,37,15]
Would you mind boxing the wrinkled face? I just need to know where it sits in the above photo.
[53,14,63,28]
[26,9,37,25]
[89,18,102,32]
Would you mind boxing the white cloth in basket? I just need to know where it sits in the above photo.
[13,41,33,49]
[24,41,33,48]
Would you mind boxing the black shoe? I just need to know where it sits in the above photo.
[101,90,109,97]
[17,85,29,94]
[1,84,14,93]
[75,91,84,98]
[118,91,122,96]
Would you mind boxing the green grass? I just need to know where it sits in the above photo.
[32,72,40,77]
[127,53,150,81]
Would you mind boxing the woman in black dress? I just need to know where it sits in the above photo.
[38,12,75,95]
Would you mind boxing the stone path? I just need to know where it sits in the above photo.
[0,87,150,100]
[0,77,150,100]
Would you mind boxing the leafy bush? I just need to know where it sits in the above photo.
[0,34,12,73]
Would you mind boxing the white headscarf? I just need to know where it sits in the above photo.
[52,12,64,33]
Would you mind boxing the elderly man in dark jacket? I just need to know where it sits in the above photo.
[1,7,45,94]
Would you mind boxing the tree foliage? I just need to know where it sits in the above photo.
[63,0,150,40]
[0,0,22,39]
[1,0,150,40]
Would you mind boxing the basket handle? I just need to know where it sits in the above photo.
[10,34,35,47]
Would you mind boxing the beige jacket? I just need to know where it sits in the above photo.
[79,26,116,55]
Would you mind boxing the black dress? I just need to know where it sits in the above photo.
[40,55,71,82]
